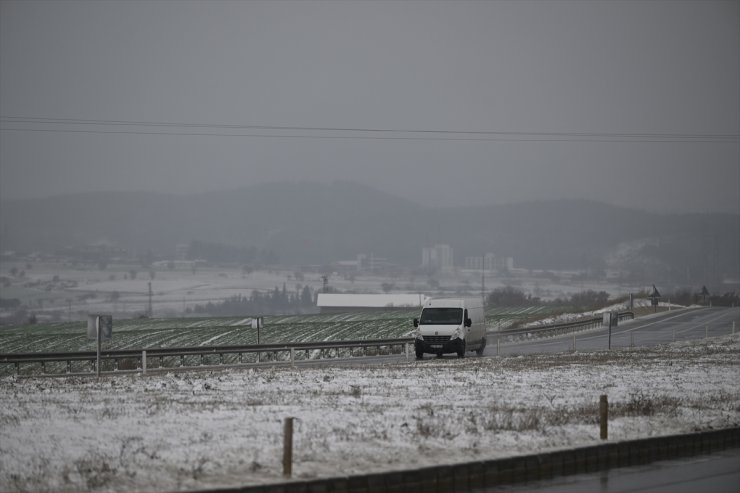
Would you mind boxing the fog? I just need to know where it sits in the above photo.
[1,0,738,213]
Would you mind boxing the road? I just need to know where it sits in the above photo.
[487,307,740,356]
[478,447,740,493]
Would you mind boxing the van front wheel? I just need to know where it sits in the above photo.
[457,340,466,358]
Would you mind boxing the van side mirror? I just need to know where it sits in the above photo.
[413,318,419,328]
[464,318,472,327]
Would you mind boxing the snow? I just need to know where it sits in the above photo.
[1,336,739,492]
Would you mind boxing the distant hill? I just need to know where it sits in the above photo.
[1,181,738,283]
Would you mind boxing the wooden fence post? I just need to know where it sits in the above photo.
[600,395,608,440]
[283,417,294,478]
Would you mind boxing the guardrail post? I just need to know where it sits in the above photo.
[600,395,608,440]
[733,322,736,335]
[497,337,500,355]
[142,350,147,375]
[283,417,294,478]
[572,334,576,352]
[630,333,634,348]
[290,348,295,367]
[705,325,708,339]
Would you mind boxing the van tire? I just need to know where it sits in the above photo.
[476,337,486,356]
[457,340,466,358]
[415,351,424,360]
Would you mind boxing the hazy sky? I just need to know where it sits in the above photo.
[1,0,738,213]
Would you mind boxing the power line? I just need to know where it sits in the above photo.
[1,115,738,143]
[2,126,738,144]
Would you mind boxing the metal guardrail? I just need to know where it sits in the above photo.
[0,338,415,377]
[0,312,634,377]
[501,311,635,337]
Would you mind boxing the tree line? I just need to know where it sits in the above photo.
[486,285,738,311]
[187,284,316,316]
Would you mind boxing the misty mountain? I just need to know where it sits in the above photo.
[1,181,737,282]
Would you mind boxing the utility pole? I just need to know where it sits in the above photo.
[481,254,486,304]
[147,282,153,317]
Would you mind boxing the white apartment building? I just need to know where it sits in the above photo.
[422,244,454,273]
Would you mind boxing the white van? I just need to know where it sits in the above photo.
[413,298,486,359]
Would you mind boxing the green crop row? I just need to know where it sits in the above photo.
[0,306,554,354]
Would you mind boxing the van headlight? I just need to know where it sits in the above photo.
[414,328,423,340]
[452,327,461,339]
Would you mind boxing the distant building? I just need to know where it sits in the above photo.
[316,293,429,314]
[464,252,514,272]
[332,253,395,274]
[422,244,454,273]
[495,256,515,271]
[464,252,496,271]
[175,244,190,261]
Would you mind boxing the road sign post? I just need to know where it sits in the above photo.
[649,285,661,313]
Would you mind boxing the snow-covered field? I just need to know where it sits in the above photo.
[2,336,738,493]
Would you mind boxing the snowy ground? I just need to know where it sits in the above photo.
[1,336,739,493]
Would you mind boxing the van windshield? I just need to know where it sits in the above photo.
[419,307,463,325]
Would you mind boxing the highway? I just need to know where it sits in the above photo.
[487,307,740,356]
[479,448,740,493]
